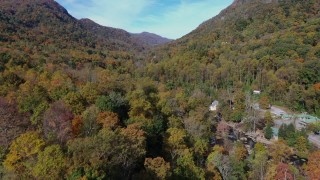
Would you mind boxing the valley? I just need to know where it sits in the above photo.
[0,0,319,179]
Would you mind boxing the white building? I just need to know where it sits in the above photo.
[209,100,219,111]
[253,90,261,95]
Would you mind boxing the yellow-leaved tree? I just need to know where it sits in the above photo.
[3,131,45,178]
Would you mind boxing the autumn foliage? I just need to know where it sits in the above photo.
[97,111,120,130]
[144,157,171,179]
[273,163,294,180]
[0,0,320,179]
[306,151,320,179]
[43,101,74,143]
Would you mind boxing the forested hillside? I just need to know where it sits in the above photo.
[0,0,170,67]
[0,0,319,179]
[147,0,320,116]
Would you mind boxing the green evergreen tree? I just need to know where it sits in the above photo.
[286,123,297,146]
[265,124,273,140]
[278,124,287,139]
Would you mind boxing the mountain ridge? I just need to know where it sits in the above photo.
[0,0,172,69]
[0,0,171,53]
[131,32,172,46]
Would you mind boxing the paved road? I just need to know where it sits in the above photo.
[253,103,320,148]
[253,103,288,116]
[254,103,306,131]
[270,106,287,116]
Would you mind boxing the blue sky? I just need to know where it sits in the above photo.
[55,0,233,39]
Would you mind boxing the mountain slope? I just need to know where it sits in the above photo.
[146,0,320,115]
[0,0,134,66]
[0,0,170,67]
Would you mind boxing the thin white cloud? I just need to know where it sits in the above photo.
[130,0,232,39]
[60,0,155,28]
[57,0,232,39]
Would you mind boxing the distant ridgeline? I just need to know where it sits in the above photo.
[0,0,171,67]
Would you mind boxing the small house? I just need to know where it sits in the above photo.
[209,100,219,111]
[253,90,261,95]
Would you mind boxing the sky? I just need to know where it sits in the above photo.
[55,0,233,39]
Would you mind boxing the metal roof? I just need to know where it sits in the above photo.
[281,114,320,123]
[271,127,279,136]
[211,100,219,106]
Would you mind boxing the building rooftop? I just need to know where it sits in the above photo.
[271,127,279,136]
[211,100,219,106]
[281,114,320,124]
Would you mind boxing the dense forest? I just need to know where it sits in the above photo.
[0,0,319,179]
